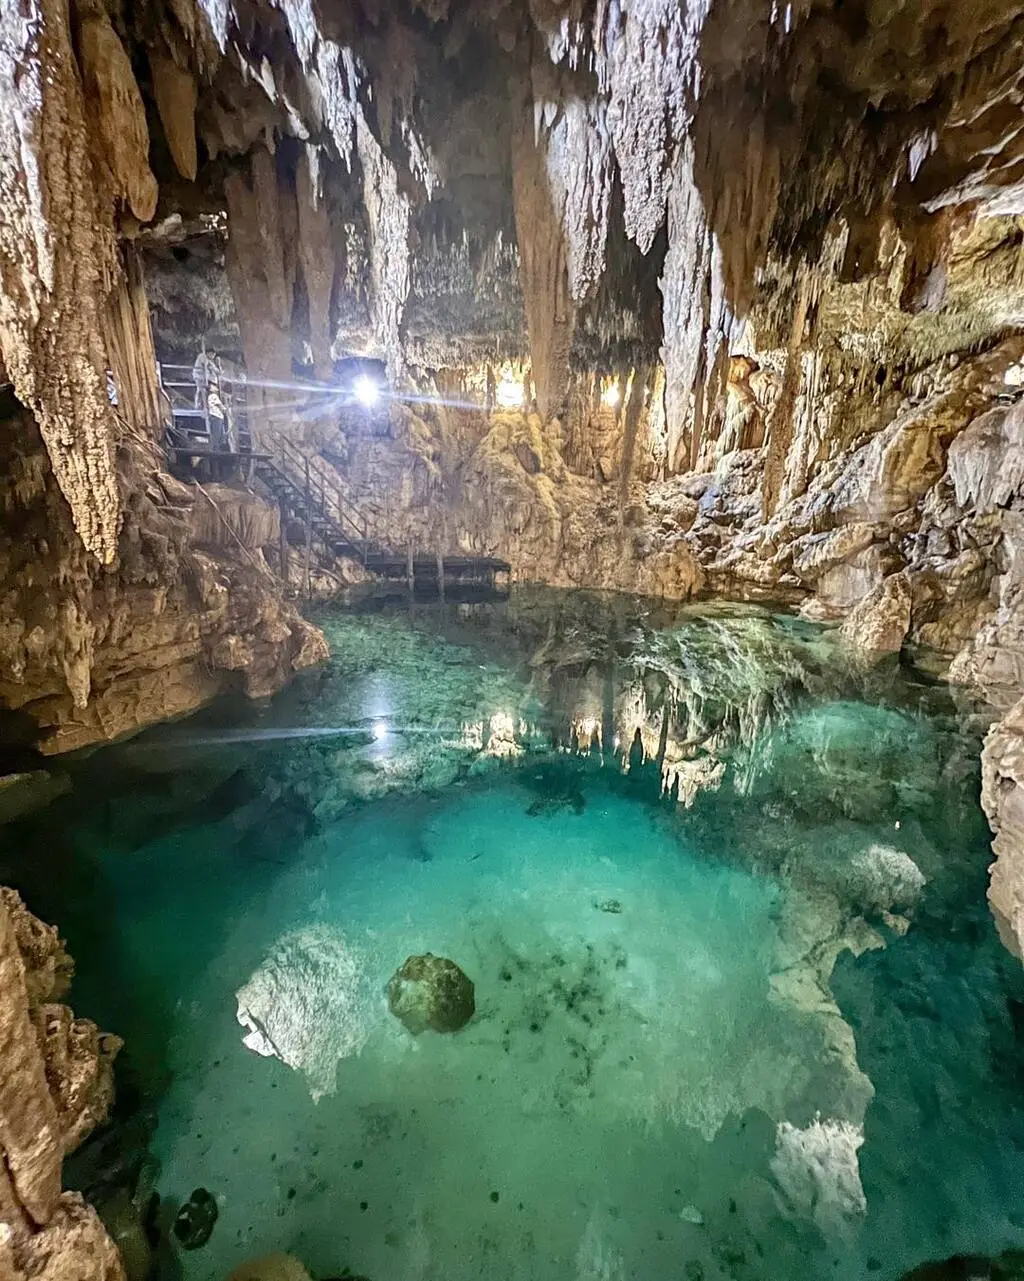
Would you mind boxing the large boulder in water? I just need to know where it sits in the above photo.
[386,953,475,1034]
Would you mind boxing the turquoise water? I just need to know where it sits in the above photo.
[3,589,1024,1281]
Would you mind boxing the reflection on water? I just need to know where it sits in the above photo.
[2,588,1024,1281]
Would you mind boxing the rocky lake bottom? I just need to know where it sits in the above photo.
[3,588,1024,1281]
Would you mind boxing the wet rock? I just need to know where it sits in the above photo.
[0,890,123,1279]
[840,572,912,654]
[386,953,475,1035]
[172,1187,218,1250]
[981,699,1024,959]
[228,1255,314,1281]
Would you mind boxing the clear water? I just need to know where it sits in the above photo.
[4,588,1024,1281]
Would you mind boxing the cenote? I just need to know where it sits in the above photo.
[3,587,1023,1281]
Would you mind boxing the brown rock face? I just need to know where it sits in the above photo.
[0,403,326,753]
[386,954,476,1035]
[0,890,123,1281]
[981,700,1024,960]
[840,574,912,655]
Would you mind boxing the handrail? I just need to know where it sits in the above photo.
[261,425,368,547]
[157,362,365,553]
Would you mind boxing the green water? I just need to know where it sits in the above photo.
[3,588,1024,1281]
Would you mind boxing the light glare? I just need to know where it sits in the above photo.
[601,383,621,408]
[372,721,388,740]
[354,375,380,408]
[495,377,524,409]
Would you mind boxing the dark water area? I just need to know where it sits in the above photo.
[3,587,1024,1281]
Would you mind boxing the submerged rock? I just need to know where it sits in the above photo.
[172,1187,218,1250]
[386,954,475,1034]
[228,1254,313,1281]
[96,1186,153,1281]
[235,924,369,1100]
[900,1254,1024,1280]
[981,700,1024,959]
[771,1117,866,1236]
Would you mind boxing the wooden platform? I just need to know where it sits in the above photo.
[363,552,511,583]
[167,446,270,461]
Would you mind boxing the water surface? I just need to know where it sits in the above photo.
[4,589,1023,1281]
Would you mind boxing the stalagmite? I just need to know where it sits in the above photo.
[0,0,122,563]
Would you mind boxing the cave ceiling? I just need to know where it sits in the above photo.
[4,0,1024,556]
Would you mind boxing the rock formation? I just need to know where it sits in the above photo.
[4,2,1024,1263]
[386,953,476,1035]
[0,398,326,752]
[981,700,1024,959]
[0,890,124,1281]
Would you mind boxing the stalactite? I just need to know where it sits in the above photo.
[895,207,960,313]
[762,270,813,518]
[103,244,162,434]
[511,83,575,423]
[0,0,121,563]
[224,160,294,392]
[592,0,707,255]
[296,147,336,379]
[356,113,410,382]
[148,43,198,181]
[75,0,158,222]
[536,69,613,304]
[275,0,360,167]
[251,146,293,331]
[659,139,732,475]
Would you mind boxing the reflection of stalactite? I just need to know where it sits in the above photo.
[0,0,121,562]
[511,81,575,423]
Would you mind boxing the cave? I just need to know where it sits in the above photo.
[3,1,1024,1279]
